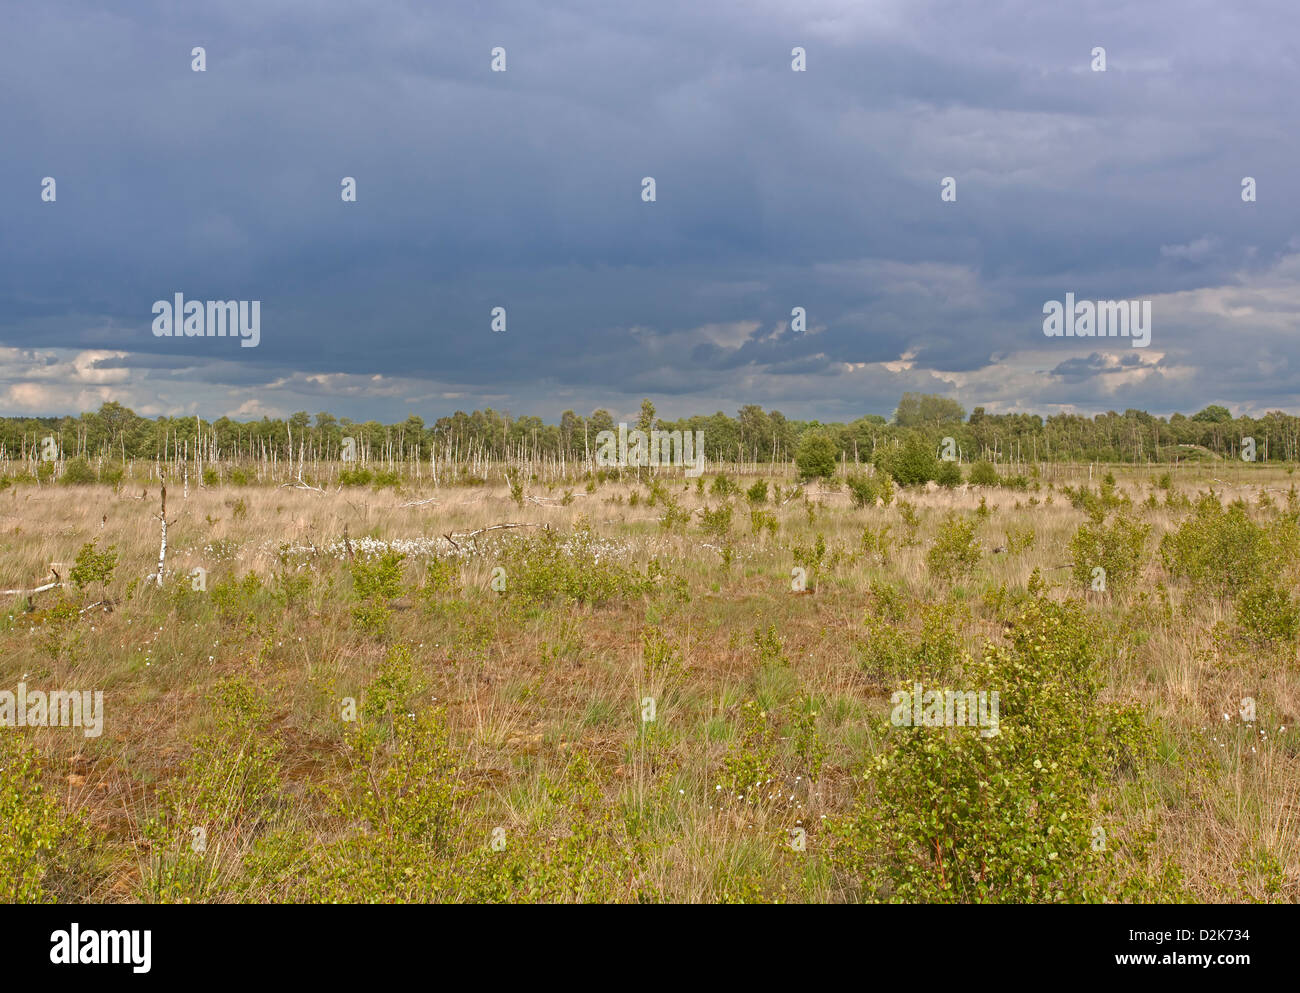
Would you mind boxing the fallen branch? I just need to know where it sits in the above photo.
[280,476,325,493]
[400,496,440,508]
[526,493,583,507]
[449,522,546,540]
[1,567,61,597]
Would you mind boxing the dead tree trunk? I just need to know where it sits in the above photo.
[152,483,168,586]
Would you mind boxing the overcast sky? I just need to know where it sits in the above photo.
[2,0,1297,424]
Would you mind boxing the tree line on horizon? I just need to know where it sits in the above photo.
[0,393,1295,466]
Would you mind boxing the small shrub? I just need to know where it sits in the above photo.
[59,457,96,486]
[968,461,999,487]
[1069,514,1150,592]
[927,515,981,581]
[795,433,838,481]
[699,504,733,539]
[350,551,406,636]
[69,540,117,595]
[935,460,962,488]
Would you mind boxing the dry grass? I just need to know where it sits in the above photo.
[1,460,1297,902]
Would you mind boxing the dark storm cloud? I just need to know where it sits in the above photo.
[2,0,1298,420]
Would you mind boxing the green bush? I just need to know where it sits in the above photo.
[1159,495,1273,598]
[719,701,779,803]
[211,573,266,629]
[1236,580,1300,648]
[502,524,670,606]
[926,515,982,581]
[0,734,98,902]
[59,457,96,485]
[1069,514,1150,592]
[350,551,406,636]
[860,524,892,560]
[69,540,118,595]
[968,461,999,487]
[698,504,733,539]
[935,460,962,488]
[876,435,940,487]
[832,595,1160,903]
[845,472,881,508]
[710,473,737,498]
[795,433,838,480]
